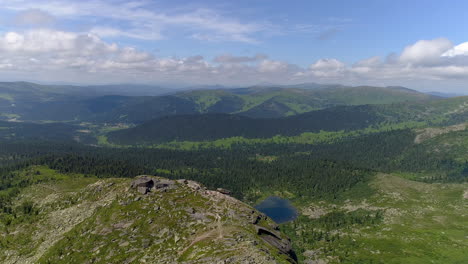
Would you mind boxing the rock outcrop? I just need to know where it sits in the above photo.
[131,176,175,194]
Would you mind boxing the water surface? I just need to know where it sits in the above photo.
[255,196,298,224]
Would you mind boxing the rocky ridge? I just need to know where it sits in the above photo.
[2,174,296,264]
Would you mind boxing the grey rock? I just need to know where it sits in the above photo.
[216,188,232,195]
[131,176,154,195]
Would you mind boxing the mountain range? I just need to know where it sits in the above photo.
[1,81,438,123]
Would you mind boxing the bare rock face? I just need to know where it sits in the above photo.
[256,226,296,261]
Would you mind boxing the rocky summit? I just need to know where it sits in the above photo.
[1,174,296,264]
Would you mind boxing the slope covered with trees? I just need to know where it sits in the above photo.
[107,96,468,145]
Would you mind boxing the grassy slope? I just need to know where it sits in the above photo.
[284,174,468,264]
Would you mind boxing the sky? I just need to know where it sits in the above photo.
[0,0,468,92]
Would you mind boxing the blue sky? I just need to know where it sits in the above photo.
[0,0,467,92]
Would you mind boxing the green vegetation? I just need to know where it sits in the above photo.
[283,174,468,263]
[1,82,468,263]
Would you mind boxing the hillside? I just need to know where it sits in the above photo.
[107,106,383,144]
[176,85,438,118]
[0,120,100,144]
[0,167,296,263]
[283,173,468,263]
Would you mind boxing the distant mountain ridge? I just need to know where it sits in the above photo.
[0,81,439,123]
[426,91,465,98]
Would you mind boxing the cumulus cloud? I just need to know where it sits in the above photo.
[0,27,467,90]
[0,29,147,73]
[258,60,289,73]
[399,38,453,65]
[442,42,468,57]
[298,58,348,78]
[292,38,468,88]
[0,28,297,85]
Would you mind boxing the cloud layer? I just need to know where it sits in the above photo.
[0,26,468,89]
[0,1,467,91]
[1,0,266,43]
[1,27,468,89]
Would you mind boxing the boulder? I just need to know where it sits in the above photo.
[131,176,154,194]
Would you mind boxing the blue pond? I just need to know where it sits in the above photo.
[254,196,298,224]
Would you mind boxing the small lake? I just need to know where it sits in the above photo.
[254,196,298,224]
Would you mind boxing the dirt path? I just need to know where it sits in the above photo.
[178,213,223,256]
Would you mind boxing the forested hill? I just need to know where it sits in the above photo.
[1,81,438,122]
[107,106,382,144]
[107,96,468,145]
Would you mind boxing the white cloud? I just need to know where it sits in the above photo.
[304,59,347,78]
[0,27,468,91]
[310,58,346,70]
[291,39,468,89]
[0,29,117,54]
[258,60,289,73]
[442,42,468,57]
[399,38,452,65]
